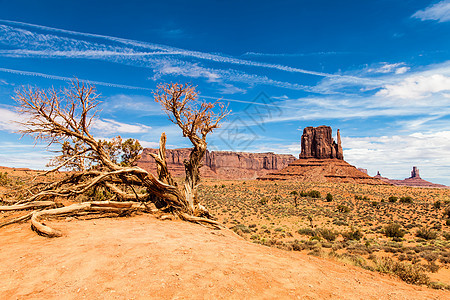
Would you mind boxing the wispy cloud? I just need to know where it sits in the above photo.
[366,62,409,75]
[412,0,450,23]
[92,119,151,134]
[0,19,377,93]
[0,67,151,91]
[242,51,352,57]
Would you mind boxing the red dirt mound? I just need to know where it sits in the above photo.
[0,215,445,299]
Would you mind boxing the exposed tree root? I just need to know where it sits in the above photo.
[30,201,143,237]
[0,201,57,211]
[0,212,34,228]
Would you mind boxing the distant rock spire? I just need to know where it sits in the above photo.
[410,166,420,178]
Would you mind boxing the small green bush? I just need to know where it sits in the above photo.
[375,257,429,285]
[0,172,10,186]
[433,201,441,209]
[317,228,338,241]
[342,227,363,241]
[337,204,351,213]
[259,197,268,205]
[388,196,398,203]
[231,224,251,234]
[399,196,413,203]
[384,223,405,238]
[298,227,315,236]
[307,190,321,198]
[326,193,333,202]
[443,232,450,240]
[416,227,438,240]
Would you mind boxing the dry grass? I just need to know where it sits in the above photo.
[198,179,450,288]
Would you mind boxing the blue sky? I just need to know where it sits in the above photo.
[0,0,450,184]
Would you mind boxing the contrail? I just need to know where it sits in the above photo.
[0,67,152,91]
[0,19,366,80]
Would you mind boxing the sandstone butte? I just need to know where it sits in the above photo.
[259,126,387,184]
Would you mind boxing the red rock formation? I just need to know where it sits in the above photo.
[259,158,387,184]
[259,126,387,184]
[299,126,343,160]
[137,148,296,179]
[375,168,447,188]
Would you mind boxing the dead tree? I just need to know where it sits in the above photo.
[0,80,229,236]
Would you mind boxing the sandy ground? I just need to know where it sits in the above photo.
[0,215,448,299]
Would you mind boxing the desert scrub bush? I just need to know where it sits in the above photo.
[299,191,308,197]
[444,207,450,219]
[433,200,441,209]
[399,196,413,203]
[415,227,438,240]
[374,257,429,285]
[231,224,251,234]
[0,172,10,186]
[290,239,305,251]
[384,223,405,238]
[337,204,351,213]
[316,228,338,242]
[297,227,315,237]
[259,197,268,205]
[330,252,372,270]
[342,227,363,241]
[443,232,450,240]
[326,193,333,202]
[307,190,321,198]
[388,196,398,203]
[428,281,450,290]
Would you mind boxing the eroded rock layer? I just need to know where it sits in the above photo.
[137,148,296,179]
[258,158,387,184]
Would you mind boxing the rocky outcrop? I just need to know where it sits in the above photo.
[259,158,387,184]
[299,126,343,160]
[375,167,447,188]
[259,126,387,184]
[137,148,296,179]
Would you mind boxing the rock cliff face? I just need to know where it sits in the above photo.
[137,148,296,179]
[299,126,343,160]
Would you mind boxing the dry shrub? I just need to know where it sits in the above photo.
[374,257,429,285]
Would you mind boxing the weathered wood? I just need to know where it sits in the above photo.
[0,201,56,211]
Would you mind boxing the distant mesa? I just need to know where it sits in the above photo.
[137,148,296,180]
[259,126,387,185]
[357,168,368,175]
[375,167,447,188]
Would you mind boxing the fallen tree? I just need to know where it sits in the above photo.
[0,80,229,236]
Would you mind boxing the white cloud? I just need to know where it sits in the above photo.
[343,131,450,184]
[0,107,25,132]
[376,74,450,99]
[92,119,151,134]
[367,62,409,74]
[412,0,450,22]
